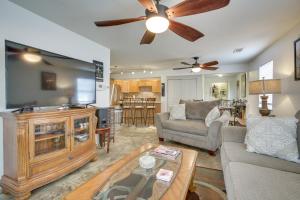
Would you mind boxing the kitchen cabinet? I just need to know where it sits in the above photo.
[138,80,151,87]
[129,80,139,93]
[115,80,129,93]
[114,79,161,93]
[151,80,161,93]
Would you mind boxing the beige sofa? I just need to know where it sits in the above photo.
[155,100,225,155]
[221,126,300,200]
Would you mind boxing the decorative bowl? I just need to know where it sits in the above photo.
[139,155,156,169]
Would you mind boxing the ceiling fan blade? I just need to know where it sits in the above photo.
[169,20,204,42]
[180,62,192,66]
[6,46,23,53]
[95,16,146,27]
[201,61,219,67]
[140,30,156,45]
[173,67,193,70]
[200,66,219,71]
[42,59,53,66]
[138,0,158,13]
[166,0,230,18]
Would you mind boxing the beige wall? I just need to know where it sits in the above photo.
[248,21,300,116]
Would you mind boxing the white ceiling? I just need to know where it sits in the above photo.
[9,0,300,71]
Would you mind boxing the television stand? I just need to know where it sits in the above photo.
[0,108,97,200]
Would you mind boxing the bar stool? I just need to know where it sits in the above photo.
[133,98,145,126]
[144,98,156,126]
[122,98,134,126]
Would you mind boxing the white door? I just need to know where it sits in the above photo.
[167,79,197,109]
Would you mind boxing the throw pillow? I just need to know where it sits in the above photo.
[185,100,221,120]
[295,110,300,159]
[205,106,220,127]
[216,110,231,127]
[245,116,300,163]
[169,104,186,120]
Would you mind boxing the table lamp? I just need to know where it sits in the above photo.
[249,78,281,116]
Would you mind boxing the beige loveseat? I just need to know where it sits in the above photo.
[221,113,300,200]
[155,100,226,154]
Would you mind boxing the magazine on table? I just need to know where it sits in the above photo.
[150,145,181,160]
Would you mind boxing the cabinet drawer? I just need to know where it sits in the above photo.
[29,153,69,176]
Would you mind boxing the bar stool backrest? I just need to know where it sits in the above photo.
[123,98,133,109]
[146,98,156,108]
[134,98,144,108]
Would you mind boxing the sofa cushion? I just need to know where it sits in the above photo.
[162,119,208,136]
[185,100,220,120]
[221,142,300,174]
[225,162,300,200]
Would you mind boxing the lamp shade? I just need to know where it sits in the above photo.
[249,79,281,95]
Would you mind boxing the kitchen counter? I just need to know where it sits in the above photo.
[118,101,161,104]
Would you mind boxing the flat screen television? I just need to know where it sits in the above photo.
[5,40,96,109]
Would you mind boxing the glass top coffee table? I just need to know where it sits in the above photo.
[64,143,198,200]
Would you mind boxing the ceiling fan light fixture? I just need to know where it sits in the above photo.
[192,68,201,73]
[146,16,169,34]
[23,53,42,63]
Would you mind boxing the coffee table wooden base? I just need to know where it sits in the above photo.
[64,143,198,200]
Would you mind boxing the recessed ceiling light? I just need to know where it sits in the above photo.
[150,71,153,74]
[120,72,124,75]
[218,74,223,77]
[131,71,135,75]
[233,48,244,54]
[143,70,146,73]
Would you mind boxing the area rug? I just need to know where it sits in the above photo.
[0,126,225,200]
[192,167,226,200]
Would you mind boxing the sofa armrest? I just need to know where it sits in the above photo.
[222,126,247,143]
[207,121,223,151]
[155,112,170,138]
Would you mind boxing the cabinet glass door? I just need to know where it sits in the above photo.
[73,115,92,147]
[31,119,69,158]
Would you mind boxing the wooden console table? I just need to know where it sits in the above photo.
[0,108,97,200]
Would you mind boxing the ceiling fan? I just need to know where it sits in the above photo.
[94,0,230,45]
[173,57,219,72]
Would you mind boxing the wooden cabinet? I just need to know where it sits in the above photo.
[129,80,139,93]
[114,79,161,93]
[138,79,161,92]
[138,80,152,87]
[0,108,97,200]
[114,80,129,93]
[151,80,161,93]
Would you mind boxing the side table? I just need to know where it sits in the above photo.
[95,127,111,153]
